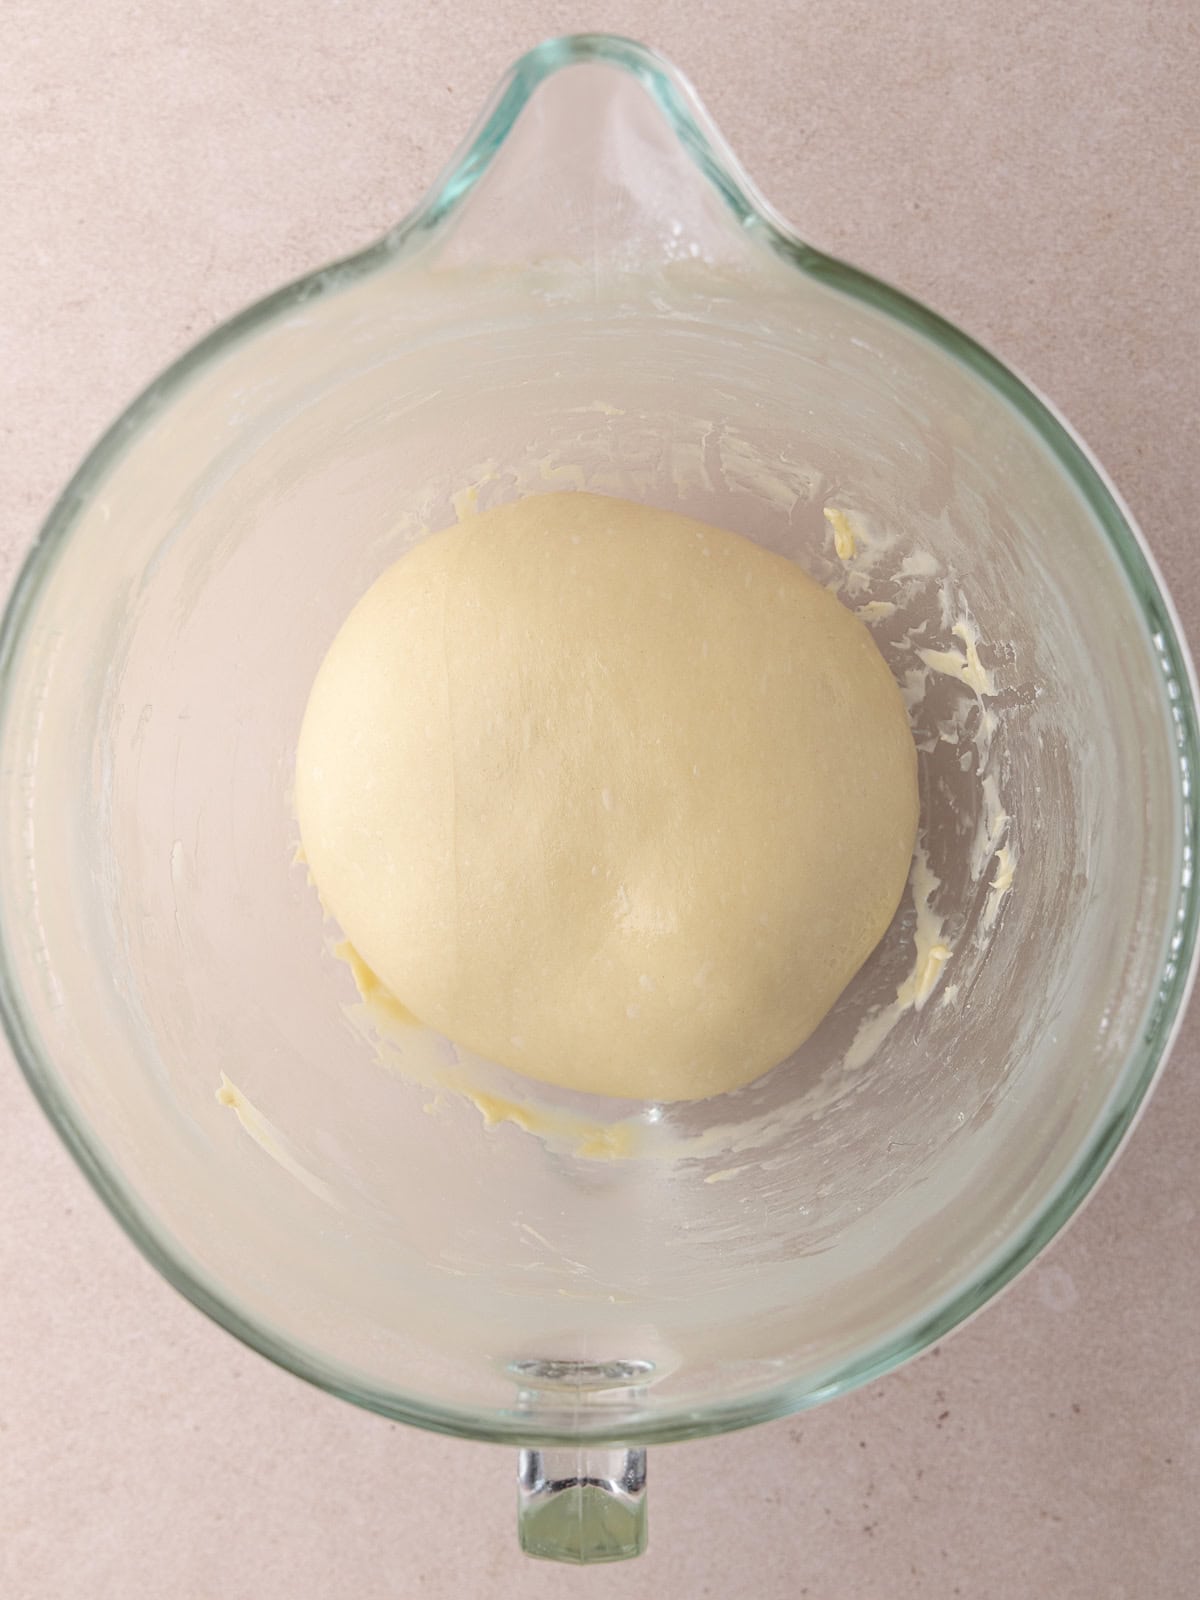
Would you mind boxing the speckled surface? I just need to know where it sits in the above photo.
[2,3,1198,1596]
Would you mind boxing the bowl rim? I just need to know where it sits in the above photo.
[2,32,1198,1447]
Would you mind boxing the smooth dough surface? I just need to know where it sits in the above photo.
[296,492,918,1102]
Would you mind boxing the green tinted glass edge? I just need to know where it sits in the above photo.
[1,33,1197,1448]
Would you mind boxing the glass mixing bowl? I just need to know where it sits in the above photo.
[2,34,1196,1564]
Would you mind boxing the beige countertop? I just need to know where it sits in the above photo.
[2,3,1198,1596]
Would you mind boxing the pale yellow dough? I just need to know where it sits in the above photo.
[296,492,918,1102]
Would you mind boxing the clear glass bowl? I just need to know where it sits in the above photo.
[1,34,1196,1563]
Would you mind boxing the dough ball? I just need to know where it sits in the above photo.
[296,492,917,1101]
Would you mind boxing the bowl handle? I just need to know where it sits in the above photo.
[518,1444,648,1563]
